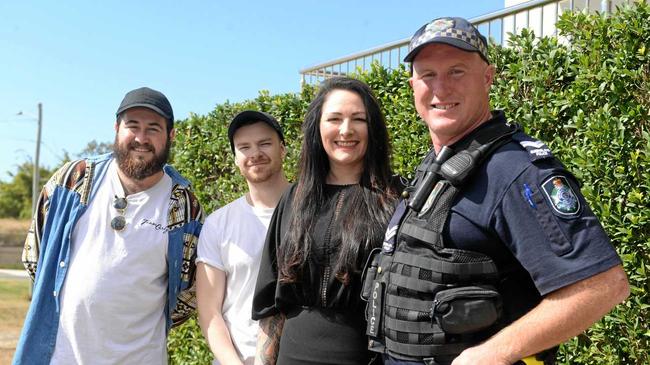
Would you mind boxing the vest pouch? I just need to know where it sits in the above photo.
[433,286,502,335]
[361,248,382,301]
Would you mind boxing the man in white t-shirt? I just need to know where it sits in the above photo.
[196,110,289,365]
[14,87,204,365]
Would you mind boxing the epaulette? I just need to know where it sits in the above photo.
[512,132,554,162]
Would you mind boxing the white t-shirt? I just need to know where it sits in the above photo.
[197,195,275,365]
[51,160,172,365]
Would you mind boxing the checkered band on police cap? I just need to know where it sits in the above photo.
[404,17,489,63]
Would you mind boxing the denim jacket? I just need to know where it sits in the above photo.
[13,153,204,365]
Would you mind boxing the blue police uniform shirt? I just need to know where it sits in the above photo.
[419,111,621,322]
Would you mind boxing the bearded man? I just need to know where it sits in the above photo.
[14,87,204,365]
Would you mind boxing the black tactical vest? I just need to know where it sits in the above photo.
[361,121,519,364]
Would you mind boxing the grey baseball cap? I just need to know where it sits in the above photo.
[116,87,174,129]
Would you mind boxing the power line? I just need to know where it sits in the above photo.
[1,138,37,143]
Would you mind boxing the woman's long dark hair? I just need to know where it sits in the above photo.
[278,77,398,285]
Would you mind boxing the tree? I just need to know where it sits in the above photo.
[0,162,53,219]
[76,140,112,158]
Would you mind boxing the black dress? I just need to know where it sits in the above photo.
[252,184,374,365]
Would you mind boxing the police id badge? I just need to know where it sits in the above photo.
[541,175,580,216]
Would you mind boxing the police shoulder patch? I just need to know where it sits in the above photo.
[541,175,581,216]
[512,133,554,162]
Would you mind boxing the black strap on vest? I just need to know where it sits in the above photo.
[407,119,518,213]
[412,120,519,199]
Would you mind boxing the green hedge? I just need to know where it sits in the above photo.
[168,3,649,363]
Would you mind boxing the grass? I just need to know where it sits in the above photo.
[0,279,30,364]
[0,280,29,301]
[0,263,24,270]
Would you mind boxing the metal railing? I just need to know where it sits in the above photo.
[299,0,638,84]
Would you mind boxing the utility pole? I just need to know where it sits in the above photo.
[31,103,42,217]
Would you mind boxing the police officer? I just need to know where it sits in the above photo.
[363,17,630,365]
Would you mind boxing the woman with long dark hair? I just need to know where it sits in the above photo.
[252,77,401,365]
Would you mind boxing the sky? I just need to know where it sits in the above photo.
[0,0,504,182]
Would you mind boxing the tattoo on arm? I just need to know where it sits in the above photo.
[258,313,286,365]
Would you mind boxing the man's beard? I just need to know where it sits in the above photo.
[113,136,171,181]
[240,159,282,184]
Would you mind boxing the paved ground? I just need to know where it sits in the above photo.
[0,269,28,280]
[0,246,22,268]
